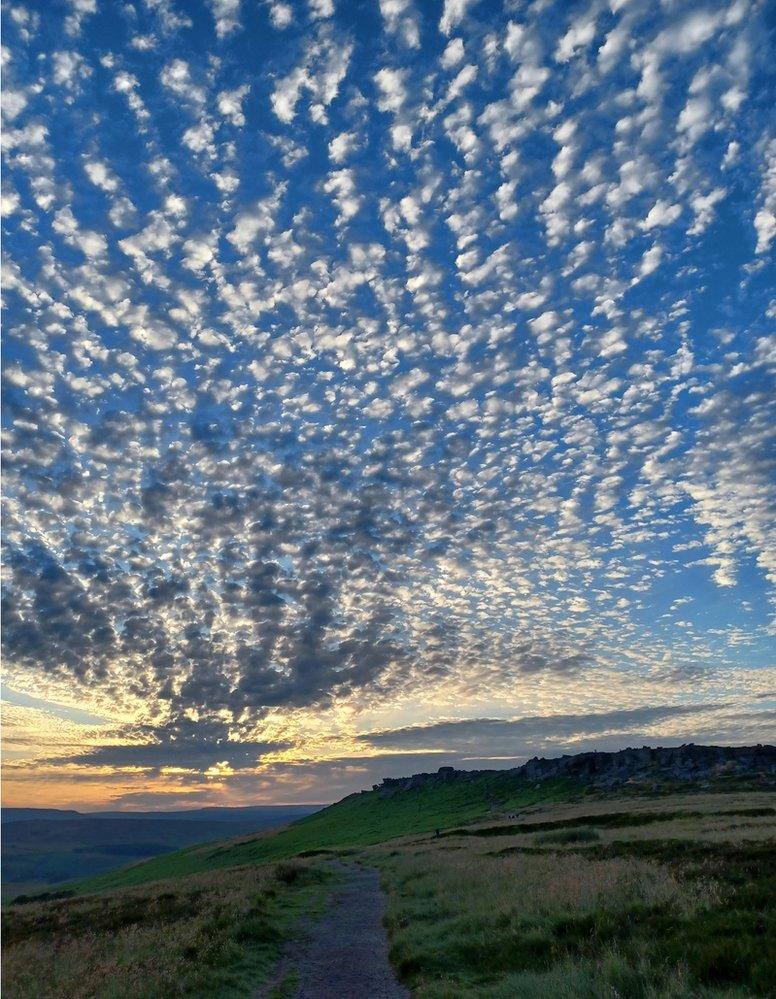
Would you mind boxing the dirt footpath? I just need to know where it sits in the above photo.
[258,862,409,999]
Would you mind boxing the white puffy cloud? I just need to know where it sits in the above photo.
[183,121,215,157]
[555,15,597,63]
[217,85,250,127]
[379,0,420,48]
[309,0,334,19]
[687,187,726,236]
[227,186,285,253]
[374,66,408,113]
[753,139,776,254]
[328,131,358,163]
[266,2,293,29]
[272,29,353,123]
[83,159,119,192]
[440,0,478,37]
[208,0,241,37]
[53,207,108,259]
[441,37,465,68]
[52,50,92,93]
[634,244,663,281]
[323,168,361,222]
[641,200,681,230]
[64,0,96,36]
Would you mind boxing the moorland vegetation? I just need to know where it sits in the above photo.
[4,747,774,998]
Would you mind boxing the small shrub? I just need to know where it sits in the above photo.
[274,860,306,885]
[535,827,600,845]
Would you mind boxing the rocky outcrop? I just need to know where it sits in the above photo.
[373,765,466,794]
[372,744,776,796]
[517,743,776,788]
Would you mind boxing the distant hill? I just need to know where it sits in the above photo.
[2,808,81,823]
[91,805,323,823]
[2,804,321,823]
[1,804,322,900]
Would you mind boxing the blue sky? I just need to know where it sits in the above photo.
[2,0,774,808]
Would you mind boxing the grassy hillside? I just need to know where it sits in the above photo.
[4,775,775,998]
[64,772,577,896]
[1,807,321,902]
[3,817,279,889]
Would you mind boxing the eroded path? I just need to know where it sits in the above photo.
[259,862,409,999]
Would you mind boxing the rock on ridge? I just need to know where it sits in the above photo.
[371,743,776,796]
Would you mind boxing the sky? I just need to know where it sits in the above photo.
[1,0,774,811]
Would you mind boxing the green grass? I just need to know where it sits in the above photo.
[589,839,776,992]
[442,806,776,839]
[64,774,577,896]
[369,801,776,997]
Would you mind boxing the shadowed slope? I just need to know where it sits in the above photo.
[65,772,576,895]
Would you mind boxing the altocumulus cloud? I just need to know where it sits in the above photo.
[1,0,774,792]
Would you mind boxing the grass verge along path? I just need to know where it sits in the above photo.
[370,793,776,997]
[2,859,331,999]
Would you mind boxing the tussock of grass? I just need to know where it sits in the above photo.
[402,952,698,998]
[274,859,307,885]
[2,860,331,999]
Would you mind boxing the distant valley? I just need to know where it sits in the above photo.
[1,804,322,901]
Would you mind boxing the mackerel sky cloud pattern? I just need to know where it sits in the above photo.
[1,0,775,805]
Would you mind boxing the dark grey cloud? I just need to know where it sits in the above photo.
[59,736,290,772]
[356,704,730,754]
[3,406,599,740]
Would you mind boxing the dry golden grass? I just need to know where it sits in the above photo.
[2,860,327,999]
[373,838,719,921]
[371,792,775,997]
[593,815,776,846]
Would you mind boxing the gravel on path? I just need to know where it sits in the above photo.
[258,862,409,999]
